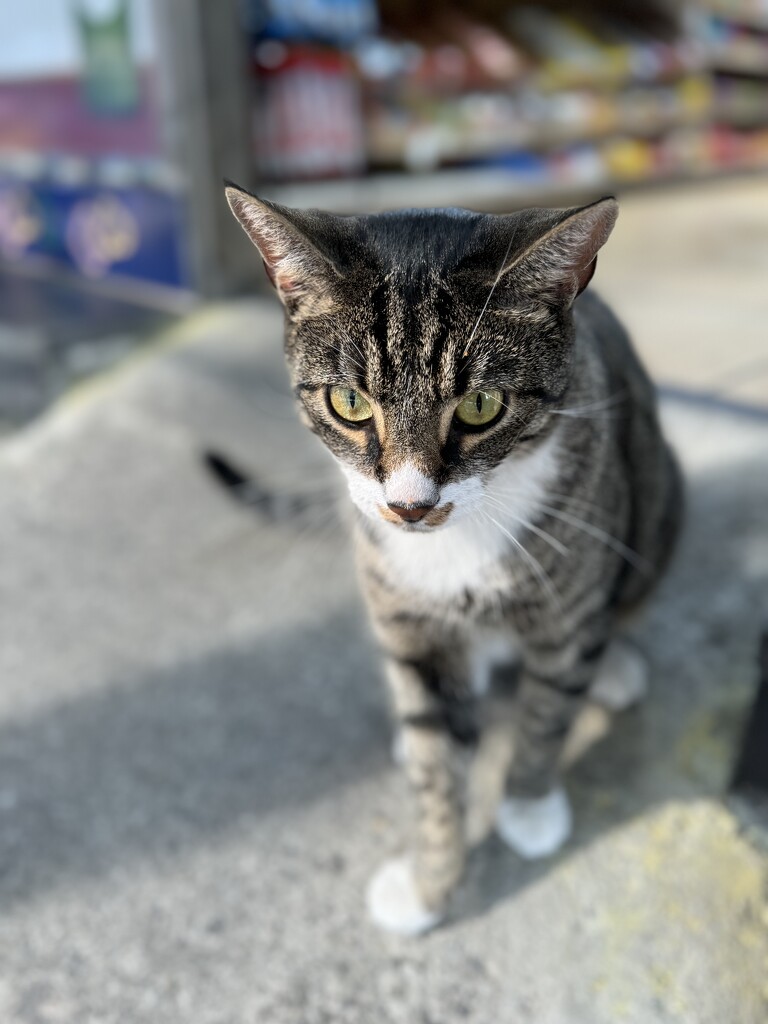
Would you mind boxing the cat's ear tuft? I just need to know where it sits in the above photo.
[225,184,336,304]
[505,197,618,307]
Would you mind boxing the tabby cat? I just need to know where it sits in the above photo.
[225,185,682,935]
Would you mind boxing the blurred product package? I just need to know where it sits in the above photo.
[253,42,367,180]
[243,0,376,179]
[77,0,140,116]
[243,0,378,46]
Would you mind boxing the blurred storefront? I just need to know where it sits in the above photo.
[0,0,251,309]
[1,0,768,307]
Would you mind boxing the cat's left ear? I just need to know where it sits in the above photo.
[225,183,341,308]
[502,197,618,307]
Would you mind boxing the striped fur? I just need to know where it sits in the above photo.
[227,187,683,928]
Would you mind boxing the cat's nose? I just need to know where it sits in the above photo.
[387,502,436,523]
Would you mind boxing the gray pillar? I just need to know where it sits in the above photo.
[152,0,256,295]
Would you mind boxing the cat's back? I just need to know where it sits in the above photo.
[574,289,683,609]
[573,290,655,407]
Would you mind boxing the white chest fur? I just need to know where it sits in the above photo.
[378,514,510,600]
[376,429,563,602]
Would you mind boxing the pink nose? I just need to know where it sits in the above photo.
[387,502,436,523]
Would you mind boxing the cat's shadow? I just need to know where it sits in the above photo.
[0,606,387,910]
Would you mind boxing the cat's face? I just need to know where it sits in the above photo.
[226,189,617,533]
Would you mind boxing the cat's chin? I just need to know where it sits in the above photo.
[379,518,447,535]
[390,520,437,533]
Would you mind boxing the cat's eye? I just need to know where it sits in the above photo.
[454,389,504,428]
[329,386,373,423]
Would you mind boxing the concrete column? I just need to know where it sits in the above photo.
[151,0,256,295]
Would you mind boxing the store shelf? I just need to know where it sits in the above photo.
[711,51,768,75]
[705,0,768,32]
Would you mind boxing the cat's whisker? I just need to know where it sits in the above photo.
[552,389,629,417]
[494,396,530,427]
[544,491,615,517]
[496,402,542,452]
[484,479,640,565]
[550,409,622,421]
[480,510,563,611]
[578,388,628,410]
[495,389,628,423]
[342,336,374,380]
[325,343,367,375]
[537,503,651,572]
[320,330,369,374]
[462,224,519,358]
[336,331,369,370]
[481,494,571,557]
[490,486,609,519]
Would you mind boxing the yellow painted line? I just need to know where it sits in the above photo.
[55,305,230,413]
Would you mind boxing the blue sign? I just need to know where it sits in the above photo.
[0,177,189,289]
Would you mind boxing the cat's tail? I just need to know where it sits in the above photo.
[203,450,336,524]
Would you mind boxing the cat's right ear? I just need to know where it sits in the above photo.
[225,184,338,306]
[497,197,619,308]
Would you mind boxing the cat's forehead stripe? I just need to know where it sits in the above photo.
[363,279,390,388]
[362,275,462,400]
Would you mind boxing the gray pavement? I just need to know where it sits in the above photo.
[0,268,173,432]
[1,298,767,1024]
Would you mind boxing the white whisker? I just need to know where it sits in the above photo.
[545,491,613,516]
[537,503,650,572]
[481,494,570,557]
[494,395,530,427]
[491,487,609,519]
[481,510,562,611]
[463,225,519,358]
[550,390,629,419]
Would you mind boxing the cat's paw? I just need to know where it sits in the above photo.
[366,857,443,936]
[495,786,572,860]
[590,640,649,712]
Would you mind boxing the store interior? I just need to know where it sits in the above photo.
[2,1,768,294]
[1,0,768,425]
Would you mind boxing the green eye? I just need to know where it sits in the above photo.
[454,389,504,428]
[329,386,373,423]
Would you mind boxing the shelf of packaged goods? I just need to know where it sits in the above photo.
[714,103,768,126]
[710,50,768,75]
[365,111,716,171]
[703,1,768,33]
[530,114,715,150]
[530,60,704,95]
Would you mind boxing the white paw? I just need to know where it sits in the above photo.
[590,640,649,712]
[495,786,572,860]
[366,857,443,936]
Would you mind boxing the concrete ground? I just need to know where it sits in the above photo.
[0,269,173,433]
[1,179,767,1023]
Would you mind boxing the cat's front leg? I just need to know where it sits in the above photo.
[367,649,472,936]
[497,633,608,860]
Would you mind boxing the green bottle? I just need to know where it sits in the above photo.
[76,0,139,116]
